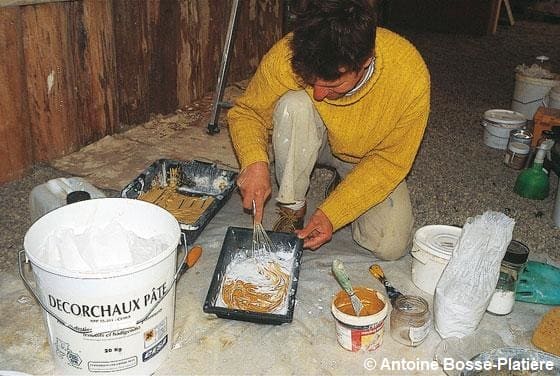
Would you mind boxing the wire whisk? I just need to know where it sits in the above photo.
[252,200,274,258]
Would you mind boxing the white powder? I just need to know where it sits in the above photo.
[487,290,516,315]
[515,63,556,79]
[193,175,211,187]
[212,176,229,192]
[35,220,175,273]
[217,245,296,314]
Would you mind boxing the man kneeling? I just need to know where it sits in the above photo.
[227,0,430,260]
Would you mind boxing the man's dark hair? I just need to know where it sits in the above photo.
[290,0,377,83]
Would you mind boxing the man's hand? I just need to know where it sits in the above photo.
[236,161,271,223]
[295,209,333,250]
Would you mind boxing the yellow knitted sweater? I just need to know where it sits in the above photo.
[227,28,430,231]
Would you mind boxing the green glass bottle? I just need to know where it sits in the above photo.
[514,140,555,200]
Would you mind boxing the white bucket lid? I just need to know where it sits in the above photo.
[483,109,527,127]
[413,225,462,260]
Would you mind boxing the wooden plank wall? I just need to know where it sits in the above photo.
[0,0,282,184]
[0,7,33,183]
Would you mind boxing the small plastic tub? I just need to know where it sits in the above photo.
[331,287,388,352]
[481,109,527,150]
[411,225,462,295]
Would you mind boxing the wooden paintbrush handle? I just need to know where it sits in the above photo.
[369,264,403,305]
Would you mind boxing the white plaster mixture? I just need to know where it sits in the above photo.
[34,220,175,273]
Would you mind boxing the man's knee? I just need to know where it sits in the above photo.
[351,182,414,260]
[274,90,312,114]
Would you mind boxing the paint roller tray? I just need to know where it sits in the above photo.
[121,159,237,244]
[203,226,304,325]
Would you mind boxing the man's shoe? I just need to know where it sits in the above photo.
[272,205,306,233]
[323,166,341,199]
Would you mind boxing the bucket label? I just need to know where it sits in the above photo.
[409,318,431,345]
[142,335,168,362]
[55,338,83,369]
[144,318,167,349]
[47,282,167,320]
[336,321,384,352]
[88,356,138,372]
[45,281,168,334]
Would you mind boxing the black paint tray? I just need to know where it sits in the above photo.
[121,159,237,244]
[203,226,304,325]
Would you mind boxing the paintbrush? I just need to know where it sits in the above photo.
[332,259,363,316]
[369,264,403,306]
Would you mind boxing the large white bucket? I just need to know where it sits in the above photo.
[481,109,527,150]
[411,225,462,295]
[20,198,181,375]
[512,73,560,120]
[549,84,560,110]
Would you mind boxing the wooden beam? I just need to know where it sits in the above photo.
[492,0,501,34]
[504,0,515,26]
[0,7,33,183]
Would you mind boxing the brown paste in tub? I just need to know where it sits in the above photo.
[334,287,385,316]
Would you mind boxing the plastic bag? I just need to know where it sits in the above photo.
[433,329,505,376]
[434,211,515,339]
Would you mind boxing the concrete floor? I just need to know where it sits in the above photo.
[1,20,560,375]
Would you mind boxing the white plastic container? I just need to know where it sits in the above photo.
[549,84,560,110]
[29,177,106,222]
[20,198,181,375]
[482,109,527,150]
[331,288,388,352]
[411,225,462,295]
[511,73,560,120]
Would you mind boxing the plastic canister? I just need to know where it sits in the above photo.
[29,177,106,222]
[411,225,462,295]
[20,198,181,375]
[331,288,388,352]
[482,109,527,150]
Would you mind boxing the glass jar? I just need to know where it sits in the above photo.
[487,240,529,316]
[504,141,530,170]
[390,296,431,346]
[508,128,532,147]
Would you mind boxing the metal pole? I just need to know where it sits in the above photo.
[207,0,241,135]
